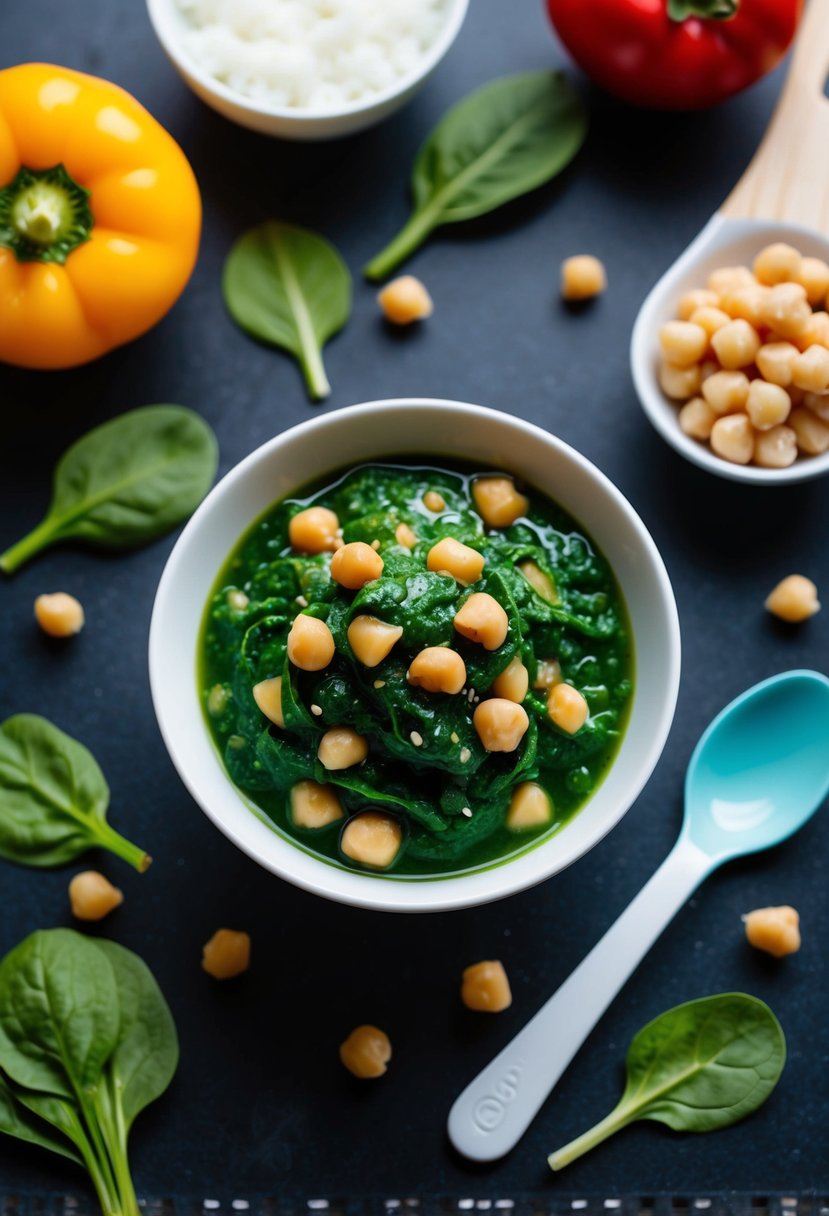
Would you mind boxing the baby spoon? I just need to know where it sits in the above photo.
[631,0,829,484]
[448,669,829,1161]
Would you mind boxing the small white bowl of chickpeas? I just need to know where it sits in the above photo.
[632,216,829,483]
[150,398,680,913]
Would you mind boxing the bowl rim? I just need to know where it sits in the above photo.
[145,0,470,122]
[149,397,682,912]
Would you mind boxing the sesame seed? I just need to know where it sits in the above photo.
[473,695,480,703]
[371,539,381,550]
[459,747,471,764]
[467,689,475,703]
[461,807,473,818]
[295,595,308,607]
[310,704,323,716]
[373,679,386,689]
[410,731,423,747]
[450,731,459,744]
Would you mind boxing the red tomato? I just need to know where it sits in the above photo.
[546,0,804,110]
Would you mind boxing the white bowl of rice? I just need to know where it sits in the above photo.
[146,0,470,139]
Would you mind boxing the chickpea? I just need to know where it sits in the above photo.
[472,476,529,529]
[426,537,485,585]
[339,1025,391,1078]
[789,406,829,454]
[347,615,403,668]
[547,682,588,734]
[492,655,529,703]
[289,506,339,554]
[796,256,829,305]
[799,310,829,349]
[202,929,251,980]
[461,960,512,1012]
[677,288,719,319]
[407,646,467,695]
[710,319,761,369]
[518,560,557,603]
[743,905,800,958]
[473,698,529,752]
[793,344,829,393]
[717,284,770,328]
[701,370,750,415]
[395,522,418,549]
[745,380,791,431]
[754,425,798,469]
[753,242,802,286]
[765,574,820,622]
[707,265,754,294]
[804,390,829,421]
[318,727,369,770]
[561,254,606,301]
[710,414,755,465]
[659,361,701,400]
[658,321,708,368]
[287,614,335,671]
[290,780,343,829]
[330,542,384,590]
[252,676,284,727]
[454,592,509,650]
[760,283,812,340]
[678,396,717,441]
[34,592,84,638]
[533,658,562,690]
[340,811,402,869]
[68,871,123,921]
[378,275,433,325]
[689,305,731,339]
[756,341,799,387]
[423,489,446,512]
[506,782,552,831]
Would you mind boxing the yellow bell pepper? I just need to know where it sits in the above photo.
[0,63,201,369]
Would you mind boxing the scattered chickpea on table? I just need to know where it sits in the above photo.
[765,574,821,622]
[743,906,801,957]
[69,871,123,921]
[561,254,606,302]
[340,1025,392,1078]
[34,592,85,637]
[377,275,433,325]
[660,243,829,466]
[202,929,251,979]
[461,960,513,1012]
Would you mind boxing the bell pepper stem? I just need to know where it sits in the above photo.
[0,164,93,265]
[667,0,738,20]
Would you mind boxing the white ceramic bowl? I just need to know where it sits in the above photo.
[145,0,469,140]
[632,214,829,485]
[149,399,681,912]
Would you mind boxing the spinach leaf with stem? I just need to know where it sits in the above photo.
[364,71,587,280]
[0,929,178,1216]
[0,406,217,574]
[223,221,351,401]
[549,993,786,1171]
[0,714,150,872]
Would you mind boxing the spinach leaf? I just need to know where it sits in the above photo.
[0,714,150,872]
[93,941,179,1132]
[223,220,351,401]
[0,929,120,1100]
[0,1074,82,1165]
[0,406,218,574]
[549,993,786,1171]
[364,72,587,280]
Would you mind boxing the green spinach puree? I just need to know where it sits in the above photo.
[199,463,632,879]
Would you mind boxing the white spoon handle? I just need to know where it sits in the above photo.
[447,837,713,1162]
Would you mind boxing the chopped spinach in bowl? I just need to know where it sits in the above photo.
[199,462,633,878]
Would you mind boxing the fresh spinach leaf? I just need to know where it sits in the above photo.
[93,941,179,1132]
[364,71,587,280]
[0,1074,83,1165]
[223,220,351,401]
[0,714,150,872]
[0,406,218,574]
[549,993,786,1171]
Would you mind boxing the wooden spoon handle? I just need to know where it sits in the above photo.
[722,0,829,229]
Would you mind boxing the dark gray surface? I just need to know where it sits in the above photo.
[1,0,828,1201]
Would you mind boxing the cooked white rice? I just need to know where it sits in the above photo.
[176,0,451,112]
